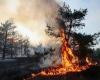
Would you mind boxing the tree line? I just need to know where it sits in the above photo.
[95,48,100,59]
[0,20,31,59]
[0,20,54,60]
[0,3,100,63]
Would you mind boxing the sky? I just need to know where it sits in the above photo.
[63,0,100,48]
[63,0,100,34]
[0,0,100,48]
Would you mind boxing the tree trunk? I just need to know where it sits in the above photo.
[2,31,7,59]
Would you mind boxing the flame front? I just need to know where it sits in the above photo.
[60,28,77,68]
[31,28,97,77]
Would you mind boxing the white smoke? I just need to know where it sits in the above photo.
[0,0,60,46]
[0,0,63,66]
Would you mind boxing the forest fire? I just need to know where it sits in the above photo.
[31,28,97,78]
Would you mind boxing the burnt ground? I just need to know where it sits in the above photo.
[0,58,100,80]
[0,57,40,80]
[24,65,100,80]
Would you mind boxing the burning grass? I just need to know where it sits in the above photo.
[24,65,100,80]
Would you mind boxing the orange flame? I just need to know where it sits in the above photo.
[31,28,97,77]
[60,28,77,67]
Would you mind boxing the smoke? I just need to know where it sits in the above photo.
[16,0,59,45]
[0,0,60,46]
[0,0,62,66]
[18,0,59,21]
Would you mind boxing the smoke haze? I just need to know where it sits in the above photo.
[0,0,60,45]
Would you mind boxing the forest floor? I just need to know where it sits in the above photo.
[0,57,40,80]
[0,58,100,80]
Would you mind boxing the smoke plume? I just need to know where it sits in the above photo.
[0,0,60,45]
[0,0,64,67]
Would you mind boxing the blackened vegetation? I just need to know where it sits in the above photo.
[0,57,40,80]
